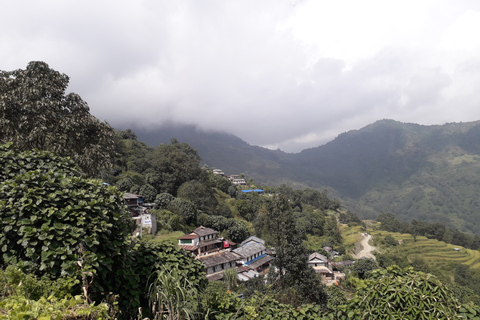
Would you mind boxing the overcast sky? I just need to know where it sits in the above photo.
[2,1,480,152]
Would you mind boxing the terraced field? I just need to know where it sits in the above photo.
[368,229,480,271]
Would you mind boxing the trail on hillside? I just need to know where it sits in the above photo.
[354,233,376,260]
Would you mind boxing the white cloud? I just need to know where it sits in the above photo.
[1,0,480,152]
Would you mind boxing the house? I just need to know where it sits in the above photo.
[228,175,247,185]
[236,266,260,281]
[240,236,265,247]
[234,242,271,273]
[212,169,225,176]
[124,193,143,208]
[178,226,225,256]
[198,251,240,280]
[308,252,334,280]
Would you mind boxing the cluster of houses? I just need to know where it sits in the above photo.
[178,227,272,281]
[124,188,350,284]
[178,226,348,283]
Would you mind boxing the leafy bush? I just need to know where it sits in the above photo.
[0,145,131,282]
[0,266,116,319]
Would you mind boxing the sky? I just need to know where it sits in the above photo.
[2,1,480,152]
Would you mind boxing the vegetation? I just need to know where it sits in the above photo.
[4,61,480,319]
[133,119,480,236]
[0,61,116,177]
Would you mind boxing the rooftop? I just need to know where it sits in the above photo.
[193,226,218,237]
[240,236,265,246]
[234,242,265,258]
[198,251,240,268]
[308,252,329,262]
[178,233,199,240]
[244,254,272,270]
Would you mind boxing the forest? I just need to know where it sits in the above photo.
[2,61,480,319]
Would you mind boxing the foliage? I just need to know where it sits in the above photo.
[223,268,238,291]
[147,267,199,320]
[263,195,328,306]
[384,234,398,246]
[0,61,116,177]
[377,213,480,250]
[226,220,249,243]
[177,179,218,213]
[147,139,202,196]
[0,145,131,285]
[0,266,116,319]
[114,239,207,318]
[139,183,157,203]
[333,266,460,319]
[325,285,347,312]
[197,214,249,244]
[352,258,377,279]
[338,210,364,227]
[214,292,325,320]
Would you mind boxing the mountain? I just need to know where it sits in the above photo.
[130,120,480,235]
[132,125,305,188]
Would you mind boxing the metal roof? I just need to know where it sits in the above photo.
[198,252,240,268]
[193,226,218,237]
[308,252,328,262]
[234,242,265,258]
[244,254,272,270]
[179,233,198,240]
[240,236,265,246]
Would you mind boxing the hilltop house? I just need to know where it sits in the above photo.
[228,174,246,185]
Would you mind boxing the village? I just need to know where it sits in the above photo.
[122,171,351,286]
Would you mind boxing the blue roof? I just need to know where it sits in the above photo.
[245,253,267,266]
[241,189,264,193]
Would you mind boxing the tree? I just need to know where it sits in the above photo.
[0,145,131,295]
[148,139,202,195]
[139,183,158,203]
[223,268,238,291]
[177,180,218,213]
[0,61,116,177]
[340,266,459,319]
[384,234,398,246]
[226,220,249,244]
[352,258,378,279]
[264,195,327,306]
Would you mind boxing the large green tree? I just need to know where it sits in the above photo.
[0,144,131,285]
[337,266,460,319]
[147,139,202,195]
[265,195,327,306]
[0,61,116,177]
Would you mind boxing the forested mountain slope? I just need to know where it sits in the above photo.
[131,120,480,235]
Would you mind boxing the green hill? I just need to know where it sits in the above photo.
[130,119,480,235]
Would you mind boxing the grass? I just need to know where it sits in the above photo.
[340,225,480,280]
[152,230,185,244]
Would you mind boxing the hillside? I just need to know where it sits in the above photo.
[130,120,480,235]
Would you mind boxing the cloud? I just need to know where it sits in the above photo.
[1,0,480,152]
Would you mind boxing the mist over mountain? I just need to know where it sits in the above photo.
[129,119,480,235]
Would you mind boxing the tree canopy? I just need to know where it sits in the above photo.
[0,61,116,176]
[0,144,131,280]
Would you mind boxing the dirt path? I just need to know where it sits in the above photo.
[354,233,376,260]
